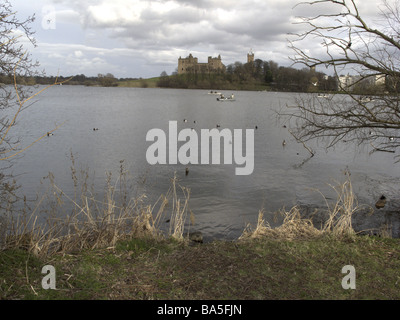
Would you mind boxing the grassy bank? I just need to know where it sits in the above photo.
[0,165,399,300]
[118,77,160,88]
[1,235,399,300]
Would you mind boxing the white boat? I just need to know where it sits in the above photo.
[217,97,235,102]
[359,96,372,103]
[217,94,235,102]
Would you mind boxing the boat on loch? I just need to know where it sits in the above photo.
[216,93,236,102]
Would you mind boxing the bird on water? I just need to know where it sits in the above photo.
[375,195,387,209]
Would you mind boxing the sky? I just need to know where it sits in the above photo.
[11,0,385,79]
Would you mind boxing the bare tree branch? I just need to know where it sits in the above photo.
[0,1,71,208]
[284,0,400,158]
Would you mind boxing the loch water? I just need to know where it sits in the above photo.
[8,85,400,240]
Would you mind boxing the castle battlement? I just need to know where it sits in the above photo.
[177,50,255,75]
[247,49,254,64]
[178,54,226,75]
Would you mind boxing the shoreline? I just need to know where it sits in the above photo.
[1,175,399,300]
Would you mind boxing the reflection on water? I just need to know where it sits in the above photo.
[7,86,400,239]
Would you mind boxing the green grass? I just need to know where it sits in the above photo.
[1,236,399,300]
[118,77,160,88]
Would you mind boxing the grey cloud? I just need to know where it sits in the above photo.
[23,0,387,78]
[141,5,206,24]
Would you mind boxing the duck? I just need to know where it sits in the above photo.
[93,128,99,131]
[282,139,286,147]
[216,124,221,128]
[185,167,189,176]
[255,125,258,129]
[188,231,203,243]
[183,119,188,123]
[47,132,53,136]
[375,195,387,209]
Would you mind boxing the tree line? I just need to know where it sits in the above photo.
[157,59,338,92]
[0,73,138,87]
[0,59,390,94]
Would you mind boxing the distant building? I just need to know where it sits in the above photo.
[247,49,255,64]
[375,74,386,86]
[338,74,386,91]
[177,54,226,75]
[338,74,360,91]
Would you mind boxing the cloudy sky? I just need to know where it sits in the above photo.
[11,0,383,79]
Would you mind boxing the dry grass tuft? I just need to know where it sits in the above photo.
[240,206,323,241]
[320,177,362,237]
[240,176,372,241]
[1,159,193,257]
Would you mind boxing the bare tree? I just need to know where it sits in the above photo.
[0,1,39,210]
[0,2,69,212]
[1,1,38,150]
[285,0,400,158]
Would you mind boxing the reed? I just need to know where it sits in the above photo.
[240,206,323,241]
[1,159,193,257]
[169,175,191,241]
[240,176,373,241]
[320,177,362,237]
